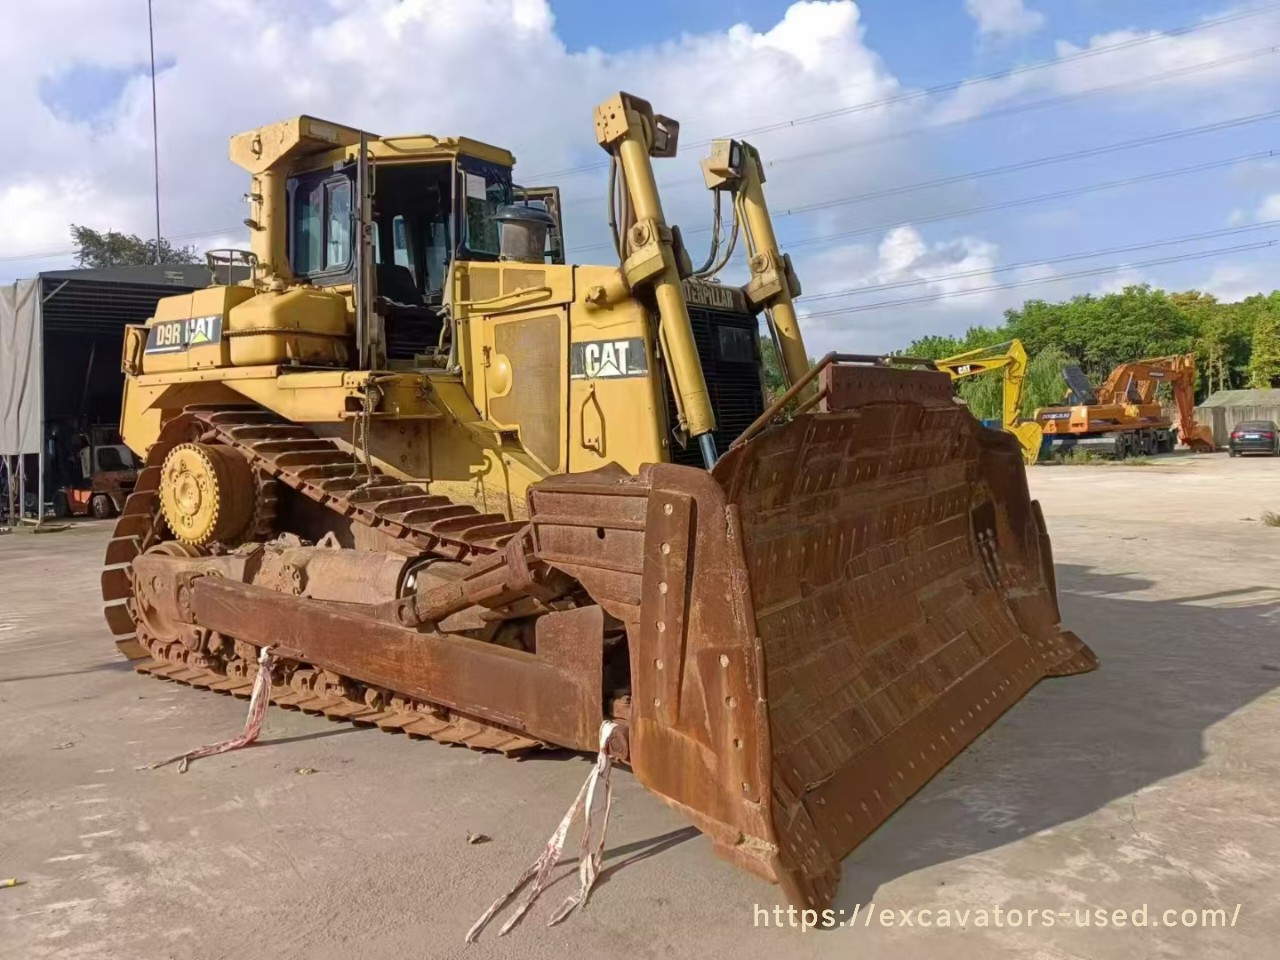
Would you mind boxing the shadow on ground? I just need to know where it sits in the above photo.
[0,658,135,685]
[826,562,1280,910]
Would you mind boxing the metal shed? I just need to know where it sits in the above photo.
[1,265,211,522]
[1194,388,1280,447]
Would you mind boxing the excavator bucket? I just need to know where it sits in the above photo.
[526,357,1096,910]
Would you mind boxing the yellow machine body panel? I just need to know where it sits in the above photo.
[106,92,1094,915]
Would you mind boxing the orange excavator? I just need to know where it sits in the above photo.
[1034,353,1215,458]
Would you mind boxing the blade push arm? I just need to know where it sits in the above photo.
[594,93,718,467]
[701,140,809,388]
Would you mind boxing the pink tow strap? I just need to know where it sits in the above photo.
[466,720,621,942]
[141,646,277,773]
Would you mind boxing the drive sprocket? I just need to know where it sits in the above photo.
[158,442,256,546]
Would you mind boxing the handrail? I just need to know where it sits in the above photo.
[731,352,936,449]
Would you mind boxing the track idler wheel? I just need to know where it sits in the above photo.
[158,443,256,546]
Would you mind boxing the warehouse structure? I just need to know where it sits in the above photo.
[1194,388,1280,448]
[1,265,213,522]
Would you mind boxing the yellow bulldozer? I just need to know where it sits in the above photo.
[102,92,1096,912]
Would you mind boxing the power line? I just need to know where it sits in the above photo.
[798,240,1279,319]
[7,46,1277,266]
[560,43,1280,211]
[773,110,1280,220]
[786,150,1278,252]
[677,2,1280,142]
[575,149,1277,256]
[575,110,1280,243]
[7,146,1271,268]
[798,220,1280,303]
[529,2,1280,182]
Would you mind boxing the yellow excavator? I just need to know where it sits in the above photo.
[935,339,1044,465]
[101,92,1095,911]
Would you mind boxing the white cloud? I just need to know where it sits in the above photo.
[0,178,136,259]
[870,225,1000,296]
[795,225,1004,352]
[1093,268,1148,295]
[1,0,1273,352]
[1258,193,1280,221]
[0,0,927,285]
[1199,263,1271,301]
[937,7,1280,125]
[965,0,1045,40]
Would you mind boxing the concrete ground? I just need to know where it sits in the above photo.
[2,453,1278,959]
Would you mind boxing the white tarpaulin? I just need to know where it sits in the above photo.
[1,279,42,456]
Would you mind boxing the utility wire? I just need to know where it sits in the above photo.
[28,138,1249,268]
[529,2,1280,181]
[570,112,1280,240]
[798,240,1279,319]
[560,43,1280,210]
[798,220,1280,303]
[7,143,1273,268]
[574,149,1277,255]
[6,35,1277,266]
[773,110,1280,220]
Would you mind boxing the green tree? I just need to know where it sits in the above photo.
[1238,292,1280,389]
[903,324,1006,360]
[1022,344,1072,413]
[1171,290,1253,394]
[70,224,201,268]
[1005,284,1195,378]
[1248,314,1280,388]
[885,284,1280,411]
[902,334,964,360]
[758,336,818,406]
[760,335,785,398]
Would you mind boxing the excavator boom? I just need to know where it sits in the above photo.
[935,339,1043,464]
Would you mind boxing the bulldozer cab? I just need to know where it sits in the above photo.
[278,133,564,364]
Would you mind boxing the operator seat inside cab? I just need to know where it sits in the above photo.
[374,261,443,361]
[372,164,455,362]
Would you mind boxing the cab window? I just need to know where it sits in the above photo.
[459,160,512,259]
[326,181,352,268]
[288,172,354,279]
[392,216,412,270]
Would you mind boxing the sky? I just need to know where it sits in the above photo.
[2,0,1278,354]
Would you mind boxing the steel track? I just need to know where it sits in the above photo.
[101,404,540,755]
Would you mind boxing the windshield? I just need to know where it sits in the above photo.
[459,158,513,258]
[97,445,139,472]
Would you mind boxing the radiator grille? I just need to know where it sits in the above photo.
[664,306,767,467]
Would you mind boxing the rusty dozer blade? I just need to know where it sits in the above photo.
[525,356,1097,911]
